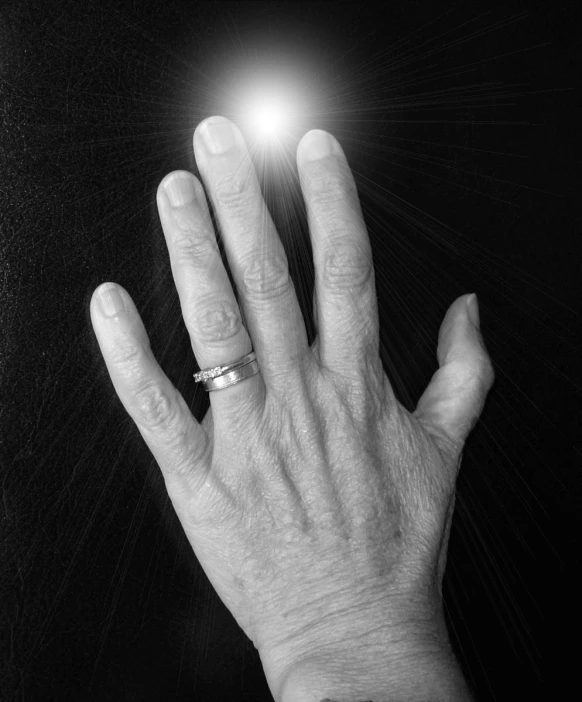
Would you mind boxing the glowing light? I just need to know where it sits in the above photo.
[248,97,287,138]
[210,63,316,149]
[240,87,299,145]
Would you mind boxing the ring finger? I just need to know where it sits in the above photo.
[157,169,263,414]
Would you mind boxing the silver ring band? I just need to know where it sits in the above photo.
[193,351,256,383]
[202,359,260,392]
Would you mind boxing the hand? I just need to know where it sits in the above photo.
[90,117,494,701]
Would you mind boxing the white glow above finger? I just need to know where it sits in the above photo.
[238,83,302,145]
[195,24,343,156]
[248,97,287,140]
[213,63,316,149]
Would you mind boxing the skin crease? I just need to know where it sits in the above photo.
[185,365,465,697]
[91,117,494,701]
[189,365,455,650]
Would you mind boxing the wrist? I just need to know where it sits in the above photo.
[261,608,474,702]
[274,648,474,702]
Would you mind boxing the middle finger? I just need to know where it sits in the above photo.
[193,116,311,394]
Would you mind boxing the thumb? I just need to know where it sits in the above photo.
[412,293,495,459]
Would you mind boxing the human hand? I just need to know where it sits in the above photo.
[90,117,494,701]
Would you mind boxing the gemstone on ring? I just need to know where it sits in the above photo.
[193,365,228,382]
[193,351,256,384]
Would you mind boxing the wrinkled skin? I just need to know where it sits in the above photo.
[190,374,460,676]
[91,118,494,699]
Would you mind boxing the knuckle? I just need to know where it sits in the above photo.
[133,380,177,431]
[194,296,243,342]
[213,171,254,211]
[480,358,496,391]
[323,242,373,291]
[464,360,495,399]
[242,253,290,298]
[172,228,217,267]
[108,333,146,369]
[306,170,362,241]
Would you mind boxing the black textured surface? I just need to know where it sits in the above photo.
[0,1,579,700]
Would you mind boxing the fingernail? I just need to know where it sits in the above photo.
[199,118,236,155]
[98,283,125,317]
[466,293,480,328]
[165,174,197,207]
[301,130,341,161]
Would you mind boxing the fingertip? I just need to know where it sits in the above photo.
[196,115,229,134]
[193,115,243,157]
[93,282,128,320]
[157,170,200,201]
[296,129,343,166]
[437,294,482,366]
[465,293,480,328]
[92,281,115,310]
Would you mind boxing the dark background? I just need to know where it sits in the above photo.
[0,0,580,700]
